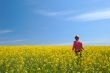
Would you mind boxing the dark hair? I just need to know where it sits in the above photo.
[75,35,79,40]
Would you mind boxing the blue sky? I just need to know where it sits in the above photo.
[0,0,110,45]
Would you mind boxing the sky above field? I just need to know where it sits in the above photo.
[0,0,110,46]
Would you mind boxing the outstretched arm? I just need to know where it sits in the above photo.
[72,45,74,51]
[82,47,84,50]
[81,43,84,50]
[72,42,75,51]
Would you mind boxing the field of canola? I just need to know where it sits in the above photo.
[0,46,110,73]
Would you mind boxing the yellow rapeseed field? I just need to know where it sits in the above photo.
[0,46,110,73]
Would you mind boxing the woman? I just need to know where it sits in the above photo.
[72,35,84,56]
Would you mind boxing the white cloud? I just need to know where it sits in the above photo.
[35,10,74,16]
[35,9,110,21]
[69,9,110,21]
[11,40,25,42]
[48,42,72,46]
[84,39,110,45]
[49,38,110,46]
[0,30,13,34]
[0,40,25,44]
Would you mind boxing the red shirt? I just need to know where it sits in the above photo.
[73,40,83,51]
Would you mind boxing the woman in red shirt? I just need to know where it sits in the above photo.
[72,35,84,56]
